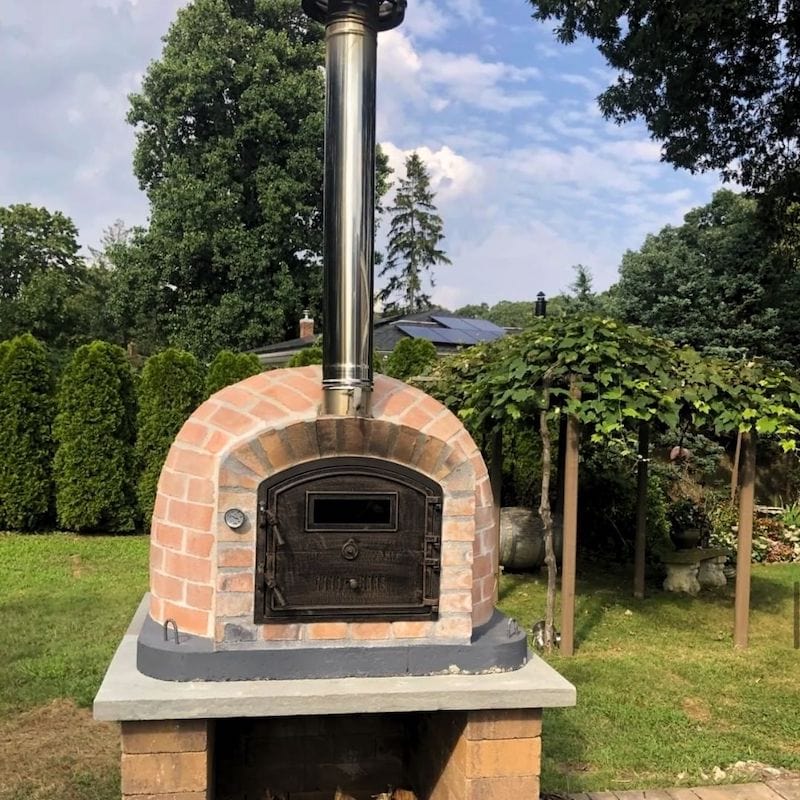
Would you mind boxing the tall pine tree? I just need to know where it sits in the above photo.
[379,153,450,313]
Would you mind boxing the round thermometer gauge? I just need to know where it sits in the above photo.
[224,508,246,530]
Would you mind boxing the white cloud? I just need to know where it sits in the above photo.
[380,142,483,202]
[403,0,452,40]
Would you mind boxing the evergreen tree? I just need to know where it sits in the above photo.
[137,349,205,524]
[384,338,437,380]
[205,349,262,397]
[379,153,451,313]
[124,0,326,358]
[54,342,138,532]
[0,334,55,530]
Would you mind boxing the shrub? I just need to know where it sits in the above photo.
[0,334,55,530]
[205,349,261,397]
[288,345,323,368]
[385,338,437,380]
[137,348,204,524]
[53,341,138,532]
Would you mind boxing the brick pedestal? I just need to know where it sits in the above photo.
[121,720,213,799]
[415,709,542,800]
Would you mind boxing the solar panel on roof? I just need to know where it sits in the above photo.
[431,315,505,335]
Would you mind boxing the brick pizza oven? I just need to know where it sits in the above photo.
[94,2,575,797]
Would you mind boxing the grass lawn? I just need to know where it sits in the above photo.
[0,532,798,798]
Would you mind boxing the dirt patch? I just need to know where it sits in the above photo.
[0,699,118,800]
[681,696,712,723]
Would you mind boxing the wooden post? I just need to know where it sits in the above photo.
[555,415,568,517]
[560,383,580,657]
[633,421,649,600]
[734,431,756,649]
[730,430,742,503]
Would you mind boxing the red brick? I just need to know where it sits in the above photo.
[158,469,187,500]
[215,592,252,617]
[442,542,472,567]
[161,601,210,637]
[168,447,215,478]
[217,385,258,410]
[473,552,493,579]
[286,421,323,459]
[392,621,434,639]
[441,567,472,591]
[218,547,253,568]
[185,533,214,558]
[251,398,286,423]
[436,616,472,640]
[269,384,315,413]
[204,429,232,455]
[260,624,302,641]
[285,372,323,403]
[209,405,256,437]
[164,551,212,583]
[217,572,254,593]
[218,464,260,491]
[424,411,463,443]
[150,543,165,572]
[258,431,293,471]
[186,583,213,611]
[348,622,392,640]
[167,499,214,531]
[413,437,447,476]
[444,518,474,542]
[305,622,349,640]
[187,477,215,505]
[472,598,494,628]
[441,464,475,492]
[121,751,209,794]
[153,492,169,521]
[176,420,210,448]
[444,494,476,517]
[231,443,268,477]
[381,389,415,419]
[153,522,184,551]
[150,595,164,622]
[193,399,221,421]
[121,720,208,754]
[475,505,495,529]
[439,592,472,614]
[152,571,185,602]
[477,477,493,507]
[398,400,436,431]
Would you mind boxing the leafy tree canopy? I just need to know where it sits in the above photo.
[527,0,800,201]
[379,153,451,313]
[123,0,326,358]
[613,190,791,363]
[384,337,437,380]
[0,204,114,350]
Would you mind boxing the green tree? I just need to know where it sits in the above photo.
[137,349,205,523]
[379,153,451,313]
[384,337,438,380]
[205,349,262,397]
[526,0,800,198]
[613,190,789,362]
[125,0,326,358]
[0,335,55,530]
[54,342,138,532]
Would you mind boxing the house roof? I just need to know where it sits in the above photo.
[252,309,510,365]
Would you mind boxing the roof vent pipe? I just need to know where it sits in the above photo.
[302,0,406,417]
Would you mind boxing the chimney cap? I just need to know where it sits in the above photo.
[301,0,407,31]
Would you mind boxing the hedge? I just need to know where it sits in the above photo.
[53,341,138,532]
[0,334,55,530]
[384,337,437,380]
[136,348,204,524]
[205,350,262,397]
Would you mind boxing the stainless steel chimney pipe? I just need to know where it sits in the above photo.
[302,0,406,416]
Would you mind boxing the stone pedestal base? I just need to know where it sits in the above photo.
[698,555,727,588]
[663,562,701,595]
[121,720,212,799]
[416,709,542,800]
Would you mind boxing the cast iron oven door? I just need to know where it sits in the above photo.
[255,457,442,622]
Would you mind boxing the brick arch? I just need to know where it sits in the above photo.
[149,366,497,642]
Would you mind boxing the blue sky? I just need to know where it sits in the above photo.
[0,0,722,309]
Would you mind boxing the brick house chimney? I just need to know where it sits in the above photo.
[299,310,314,339]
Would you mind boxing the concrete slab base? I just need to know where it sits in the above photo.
[94,598,576,722]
